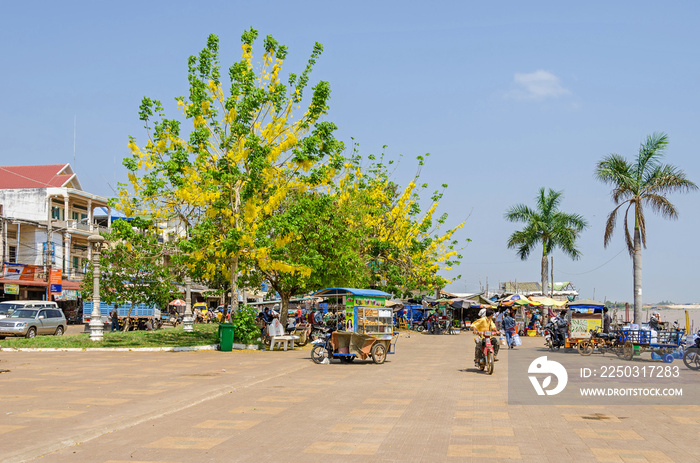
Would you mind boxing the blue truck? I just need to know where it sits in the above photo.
[82,301,162,329]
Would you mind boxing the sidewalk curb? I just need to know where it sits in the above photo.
[0,343,259,352]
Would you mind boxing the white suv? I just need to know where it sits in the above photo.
[0,301,66,338]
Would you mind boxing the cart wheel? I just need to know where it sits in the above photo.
[577,341,594,356]
[371,343,387,364]
[622,341,634,361]
[311,345,329,364]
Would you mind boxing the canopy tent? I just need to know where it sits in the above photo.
[567,298,605,312]
[500,294,537,306]
[312,288,392,298]
[529,296,567,307]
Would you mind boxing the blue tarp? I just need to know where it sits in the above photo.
[312,287,392,298]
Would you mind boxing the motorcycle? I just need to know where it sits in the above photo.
[683,331,700,370]
[544,321,564,350]
[474,330,497,375]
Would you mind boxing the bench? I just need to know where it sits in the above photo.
[270,334,300,351]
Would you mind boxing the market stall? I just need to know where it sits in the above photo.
[310,288,398,364]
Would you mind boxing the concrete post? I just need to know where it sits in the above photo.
[88,234,105,341]
[183,274,194,332]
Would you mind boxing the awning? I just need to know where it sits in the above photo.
[0,278,83,290]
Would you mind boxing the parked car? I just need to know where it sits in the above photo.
[0,306,67,338]
[0,301,22,319]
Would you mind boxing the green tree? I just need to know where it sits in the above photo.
[119,29,343,322]
[595,132,697,323]
[82,219,180,331]
[339,151,465,298]
[240,190,368,326]
[505,188,588,309]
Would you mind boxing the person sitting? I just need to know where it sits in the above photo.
[649,312,661,331]
[555,310,568,346]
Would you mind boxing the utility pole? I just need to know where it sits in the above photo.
[550,256,554,298]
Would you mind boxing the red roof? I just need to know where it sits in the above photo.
[0,164,75,189]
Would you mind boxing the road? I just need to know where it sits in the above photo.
[0,332,698,462]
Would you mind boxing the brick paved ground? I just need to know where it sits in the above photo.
[1,332,698,462]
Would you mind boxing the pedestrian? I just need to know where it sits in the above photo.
[496,309,504,330]
[262,307,272,324]
[503,310,516,348]
[602,307,611,333]
[110,305,119,331]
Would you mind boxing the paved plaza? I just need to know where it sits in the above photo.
[1,332,698,462]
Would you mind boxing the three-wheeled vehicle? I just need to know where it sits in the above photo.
[564,299,605,355]
[309,288,398,364]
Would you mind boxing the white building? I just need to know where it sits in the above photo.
[0,164,110,301]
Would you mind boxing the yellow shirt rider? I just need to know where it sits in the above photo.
[472,309,499,365]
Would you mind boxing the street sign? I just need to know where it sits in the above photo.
[4,284,19,295]
[49,269,62,295]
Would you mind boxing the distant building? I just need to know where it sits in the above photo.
[499,281,579,300]
[0,164,110,301]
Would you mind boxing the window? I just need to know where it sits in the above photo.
[9,246,17,263]
[73,256,80,270]
[51,206,64,220]
[71,211,88,222]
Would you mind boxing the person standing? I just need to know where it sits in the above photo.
[602,307,611,333]
[503,310,516,349]
[110,305,119,332]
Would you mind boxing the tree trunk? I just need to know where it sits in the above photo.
[122,302,134,332]
[541,250,548,320]
[279,293,290,329]
[230,255,239,314]
[633,227,642,324]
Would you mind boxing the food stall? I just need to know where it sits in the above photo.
[310,288,398,364]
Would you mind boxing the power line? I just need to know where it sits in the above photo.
[558,249,626,276]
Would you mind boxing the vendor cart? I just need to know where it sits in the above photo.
[310,288,398,364]
[564,299,605,355]
[614,327,685,362]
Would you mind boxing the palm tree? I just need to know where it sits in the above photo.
[595,132,697,324]
[505,188,588,313]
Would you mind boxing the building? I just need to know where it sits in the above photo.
[0,164,111,306]
[499,281,579,300]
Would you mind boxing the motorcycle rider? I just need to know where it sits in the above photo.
[554,309,568,347]
[471,309,500,366]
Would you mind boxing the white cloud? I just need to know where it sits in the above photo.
[507,70,570,100]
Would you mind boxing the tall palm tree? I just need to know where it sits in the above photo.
[595,132,697,324]
[505,188,588,313]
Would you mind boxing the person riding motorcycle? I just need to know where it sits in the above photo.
[554,309,568,347]
[471,309,500,366]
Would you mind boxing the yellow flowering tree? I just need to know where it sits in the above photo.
[118,29,343,319]
[337,151,465,298]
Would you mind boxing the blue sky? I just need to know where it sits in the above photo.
[2,1,699,303]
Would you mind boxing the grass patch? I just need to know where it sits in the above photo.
[0,323,220,349]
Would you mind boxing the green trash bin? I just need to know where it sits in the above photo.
[218,323,235,352]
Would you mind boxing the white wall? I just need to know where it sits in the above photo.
[0,189,48,221]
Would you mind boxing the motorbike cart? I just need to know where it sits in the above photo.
[311,330,399,364]
[615,328,685,362]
